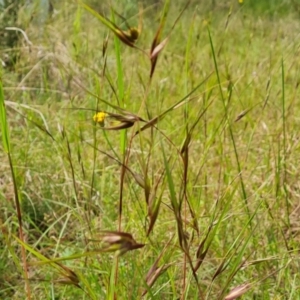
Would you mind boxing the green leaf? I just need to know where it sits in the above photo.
[0,78,10,153]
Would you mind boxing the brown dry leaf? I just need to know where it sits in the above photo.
[131,172,146,189]
[142,237,173,296]
[102,34,109,57]
[142,264,171,296]
[89,231,145,256]
[212,259,227,281]
[150,37,169,60]
[146,169,165,235]
[194,226,212,272]
[234,102,262,122]
[101,121,134,130]
[80,2,140,49]
[224,283,251,300]
[93,111,145,130]
[147,194,162,236]
[54,262,81,289]
[53,277,81,289]
[149,0,191,78]
[234,108,251,122]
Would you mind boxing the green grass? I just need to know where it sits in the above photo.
[1,0,300,299]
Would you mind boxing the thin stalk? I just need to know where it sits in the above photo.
[281,58,289,227]
[111,9,127,232]
[181,13,195,297]
[207,27,250,220]
[0,79,31,298]
[111,8,127,298]
[108,255,118,300]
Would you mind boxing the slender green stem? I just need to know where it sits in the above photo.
[281,58,289,227]
[207,27,250,219]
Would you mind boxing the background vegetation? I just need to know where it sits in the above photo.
[1,0,300,299]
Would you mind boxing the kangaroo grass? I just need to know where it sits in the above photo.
[2,1,300,299]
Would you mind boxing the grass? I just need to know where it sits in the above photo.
[1,0,300,299]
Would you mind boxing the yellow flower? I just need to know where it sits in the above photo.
[239,0,243,3]
[93,112,107,126]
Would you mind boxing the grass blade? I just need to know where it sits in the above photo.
[0,79,31,298]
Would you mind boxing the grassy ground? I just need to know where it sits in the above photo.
[1,0,300,299]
